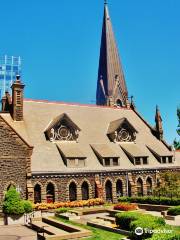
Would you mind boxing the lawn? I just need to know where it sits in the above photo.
[53,216,125,240]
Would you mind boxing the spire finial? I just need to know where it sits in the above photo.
[104,0,108,5]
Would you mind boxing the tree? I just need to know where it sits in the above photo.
[174,107,180,150]
[154,171,180,198]
[3,187,33,215]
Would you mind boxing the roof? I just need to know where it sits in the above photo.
[120,143,149,157]
[107,117,137,134]
[147,143,173,157]
[56,143,85,158]
[91,144,119,158]
[1,99,178,173]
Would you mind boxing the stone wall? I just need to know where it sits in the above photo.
[0,116,32,202]
[31,171,157,203]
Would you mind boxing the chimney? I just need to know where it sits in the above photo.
[1,91,12,112]
[11,75,25,121]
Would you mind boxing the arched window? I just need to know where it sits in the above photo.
[7,184,15,191]
[81,182,89,200]
[137,178,143,196]
[34,184,41,203]
[105,180,113,202]
[46,183,55,203]
[69,182,77,201]
[116,179,123,197]
[146,177,153,196]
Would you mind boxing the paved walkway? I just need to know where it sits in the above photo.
[0,225,37,240]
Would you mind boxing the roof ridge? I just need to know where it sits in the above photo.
[24,98,132,110]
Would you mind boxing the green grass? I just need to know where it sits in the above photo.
[53,216,125,240]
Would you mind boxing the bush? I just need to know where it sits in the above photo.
[3,187,25,215]
[114,202,138,211]
[115,211,141,230]
[55,207,70,213]
[22,200,33,213]
[167,205,180,216]
[147,226,180,240]
[118,196,180,206]
[130,214,165,240]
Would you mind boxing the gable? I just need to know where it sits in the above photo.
[107,117,137,142]
[44,113,81,142]
[0,115,32,157]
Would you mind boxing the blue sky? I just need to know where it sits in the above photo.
[0,0,180,144]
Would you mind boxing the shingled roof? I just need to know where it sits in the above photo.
[0,99,178,174]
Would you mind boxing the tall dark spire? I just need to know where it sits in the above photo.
[96,3,128,107]
[155,105,163,140]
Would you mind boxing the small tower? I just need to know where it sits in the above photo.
[155,105,163,140]
[96,2,128,107]
[11,75,25,121]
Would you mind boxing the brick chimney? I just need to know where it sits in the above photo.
[11,75,25,121]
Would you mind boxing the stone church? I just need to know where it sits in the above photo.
[0,3,179,204]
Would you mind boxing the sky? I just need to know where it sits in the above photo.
[0,0,180,144]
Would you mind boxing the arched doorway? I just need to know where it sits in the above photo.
[69,182,77,201]
[146,177,153,196]
[46,183,55,203]
[137,178,143,196]
[105,180,113,202]
[116,179,123,197]
[34,184,41,203]
[81,182,89,200]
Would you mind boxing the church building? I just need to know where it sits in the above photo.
[0,3,179,204]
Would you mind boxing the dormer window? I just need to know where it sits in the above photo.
[120,143,149,166]
[147,145,173,164]
[44,113,81,142]
[91,144,119,167]
[107,118,138,143]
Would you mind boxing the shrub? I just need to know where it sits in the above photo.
[3,187,25,215]
[148,226,180,240]
[118,196,180,206]
[114,202,138,211]
[22,200,33,213]
[115,211,141,230]
[130,215,165,240]
[55,207,69,213]
[167,205,180,216]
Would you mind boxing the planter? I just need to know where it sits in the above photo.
[4,214,25,225]
[137,203,171,212]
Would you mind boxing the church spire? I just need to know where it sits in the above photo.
[155,105,163,140]
[96,3,128,107]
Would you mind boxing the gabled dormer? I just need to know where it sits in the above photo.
[44,113,81,142]
[107,118,137,142]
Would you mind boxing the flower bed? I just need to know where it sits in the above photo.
[33,198,104,210]
[114,202,138,211]
[118,196,180,206]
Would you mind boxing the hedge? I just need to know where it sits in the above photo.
[115,211,165,239]
[118,196,180,206]
[147,226,180,240]
[167,205,180,216]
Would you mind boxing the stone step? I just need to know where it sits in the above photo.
[31,220,68,235]
[96,215,116,224]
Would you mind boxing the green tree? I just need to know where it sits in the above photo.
[174,107,180,149]
[154,171,180,198]
[3,187,33,215]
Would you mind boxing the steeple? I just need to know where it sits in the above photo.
[155,105,163,140]
[96,2,128,107]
